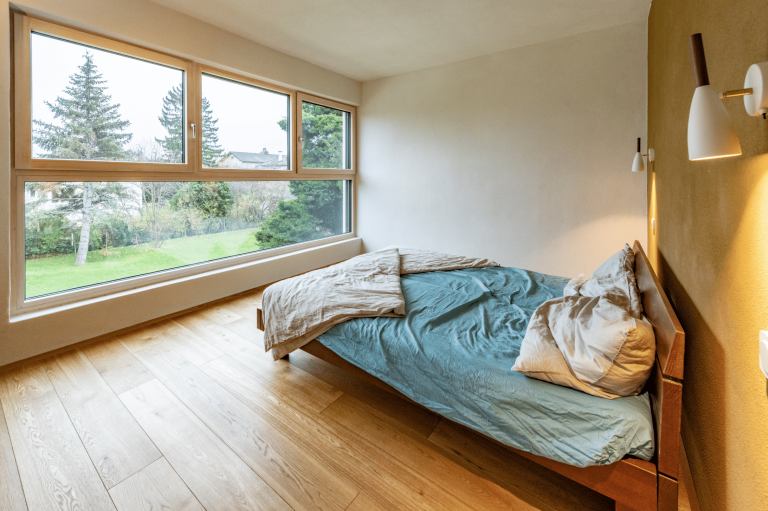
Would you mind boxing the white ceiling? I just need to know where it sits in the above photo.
[149,0,650,82]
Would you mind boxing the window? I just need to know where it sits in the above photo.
[202,72,292,170]
[12,13,357,312]
[31,33,186,165]
[15,15,195,172]
[23,180,351,299]
[297,93,355,174]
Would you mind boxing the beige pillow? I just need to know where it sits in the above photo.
[512,245,656,399]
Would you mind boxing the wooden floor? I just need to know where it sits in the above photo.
[1,287,658,511]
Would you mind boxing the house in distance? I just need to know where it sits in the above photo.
[218,149,288,170]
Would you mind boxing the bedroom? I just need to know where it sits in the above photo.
[0,0,765,510]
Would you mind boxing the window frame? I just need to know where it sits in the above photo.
[11,12,358,315]
[14,13,199,173]
[198,66,297,174]
[297,92,357,175]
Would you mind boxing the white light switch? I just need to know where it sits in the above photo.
[760,331,768,379]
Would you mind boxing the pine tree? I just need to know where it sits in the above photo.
[156,89,224,166]
[202,97,224,167]
[34,51,132,161]
[155,85,184,163]
[33,52,133,265]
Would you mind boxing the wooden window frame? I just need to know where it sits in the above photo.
[297,92,357,176]
[10,12,358,315]
[199,66,297,174]
[14,13,199,173]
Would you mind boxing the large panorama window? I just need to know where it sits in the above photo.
[24,180,351,299]
[13,14,356,311]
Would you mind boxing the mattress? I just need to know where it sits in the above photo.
[317,266,655,467]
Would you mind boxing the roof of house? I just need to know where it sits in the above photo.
[225,151,285,163]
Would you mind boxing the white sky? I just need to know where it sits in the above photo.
[31,33,289,159]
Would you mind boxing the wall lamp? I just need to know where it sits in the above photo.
[632,137,654,172]
[687,33,768,161]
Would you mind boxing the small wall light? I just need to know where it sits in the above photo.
[632,137,654,172]
[687,33,768,161]
[687,33,742,161]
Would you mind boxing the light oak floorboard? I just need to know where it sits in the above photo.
[323,394,538,511]
[218,296,259,321]
[199,304,243,325]
[108,457,204,511]
[135,342,358,511]
[346,492,389,511]
[119,380,289,511]
[0,395,27,511]
[81,338,155,395]
[1,364,116,511]
[43,350,162,489]
[177,313,342,412]
[117,324,167,353]
[225,317,263,344]
[201,355,477,511]
[148,320,224,366]
[428,419,612,511]
[175,311,260,354]
[289,349,440,437]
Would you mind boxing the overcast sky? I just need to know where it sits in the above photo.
[31,33,289,160]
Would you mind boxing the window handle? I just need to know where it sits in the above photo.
[191,123,196,139]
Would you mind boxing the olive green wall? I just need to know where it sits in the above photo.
[648,1,768,509]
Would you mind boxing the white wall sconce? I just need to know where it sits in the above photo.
[632,137,654,172]
[687,33,768,161]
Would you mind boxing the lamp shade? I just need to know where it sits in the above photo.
[687,84,742,160]
[632,137,645,172]
[632,151,645,172]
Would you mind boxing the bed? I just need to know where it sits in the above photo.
[256,241,684,511]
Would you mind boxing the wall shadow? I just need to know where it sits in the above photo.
[656,249,725,510]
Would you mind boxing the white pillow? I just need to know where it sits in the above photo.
[512,245,656,399]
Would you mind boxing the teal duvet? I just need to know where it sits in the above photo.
[317,267,655,467]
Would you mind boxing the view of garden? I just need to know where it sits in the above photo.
[25,35,348,299]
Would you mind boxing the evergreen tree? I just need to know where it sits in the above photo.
[34,52,132,161]
[156,89,224,166]
[33,52,133,265]
[288,181,343,233]
[278,103,344,169]
[256,111,345,247]
[254,201,320,249]
[202,97,224,167]
[171,182,234,219]
[155,85,184,163]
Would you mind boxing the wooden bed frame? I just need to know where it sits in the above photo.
[257,241,684,511]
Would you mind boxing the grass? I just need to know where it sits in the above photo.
[25,228,262,298]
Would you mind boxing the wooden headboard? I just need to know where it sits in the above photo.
[633,240,685,486]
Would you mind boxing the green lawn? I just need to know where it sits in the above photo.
[25,228,262,298]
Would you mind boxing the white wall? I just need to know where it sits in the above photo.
[0,0,362,366]
[357,21,648,277]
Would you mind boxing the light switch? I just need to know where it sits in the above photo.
[760,331,768,379]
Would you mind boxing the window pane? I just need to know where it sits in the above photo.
[202,74,290,169]
[31,33,185,163]
[24,180,350,299]
[301,101,351,169]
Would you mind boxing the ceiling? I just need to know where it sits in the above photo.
[149,0,650,82]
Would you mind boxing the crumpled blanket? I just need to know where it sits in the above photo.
[262,247,499,360]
